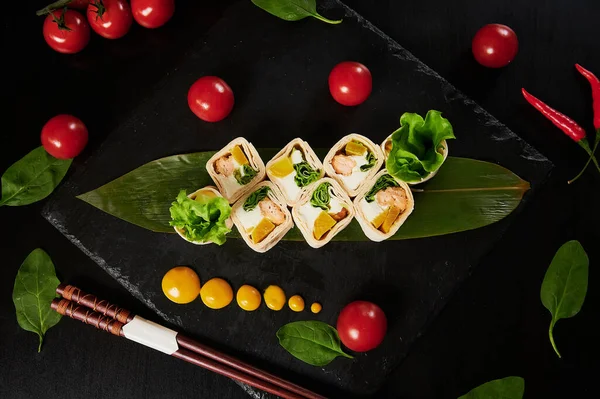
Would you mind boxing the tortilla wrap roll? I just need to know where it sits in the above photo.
[381,134,449,185]
[323,134,384,197]
[172,186,233,245]
[353,169,414,242]
[266,138,324,206]
[206,137,266,203]
[292,178,355,248]
[231,181,293,253]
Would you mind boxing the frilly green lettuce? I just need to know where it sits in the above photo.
[169,190,231,245]
[386,110,455,183]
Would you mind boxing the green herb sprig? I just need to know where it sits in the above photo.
[310,182,331,210]
[234,164,258,185]
[360,151,376,172]
[243,186,270,212]
[364,174,399,203]
[293,161,320,188]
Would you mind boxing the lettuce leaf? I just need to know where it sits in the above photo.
[386,110,455,183]
[169,190,231,245]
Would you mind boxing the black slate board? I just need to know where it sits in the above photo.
[42,1,552,397]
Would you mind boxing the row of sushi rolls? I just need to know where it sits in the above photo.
[172,133,449,253]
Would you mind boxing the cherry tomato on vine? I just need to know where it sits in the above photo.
[472,24,519,68]
[43,9,90,54]
[187,76,235,122]
[41,115,89,159]
[328,61,372,106]
[87,0,133,39]
[68,0,90,10]
[131,0,175,29]
[336,301,387,352]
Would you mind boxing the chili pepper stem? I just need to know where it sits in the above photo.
[568,134,600,184]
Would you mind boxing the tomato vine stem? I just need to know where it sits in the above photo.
[36,0,75,16]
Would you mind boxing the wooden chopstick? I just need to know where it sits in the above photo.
[54,284,326,399]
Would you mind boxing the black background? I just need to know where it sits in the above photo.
[1,0,598,398]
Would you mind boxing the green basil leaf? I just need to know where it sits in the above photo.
[251,0,342,25]
[386,110,455,183]
[243,186,270,212]
[293,161,320,188]
[276,321,352,366]
[458,376,524,399]
[12,248,62,352]
[360,151,376,172]
[310,182,331,210]
[234,164,258,185]
[0,147,72,207]
[540,240,589,358]
[364,174,399,203]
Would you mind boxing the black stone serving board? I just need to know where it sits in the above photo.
[42,1,552,397]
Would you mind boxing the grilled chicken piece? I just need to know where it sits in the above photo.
[376,187,408,212]
[329,207,348,222]
[331,154,356,176]
[214,155,235,177]
[259,198,286,226]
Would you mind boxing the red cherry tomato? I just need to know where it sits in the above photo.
[472,24,519,68]
[43,9,90,54]
[41,115,89,159]
[336,301,387,352]
[328,61,372,106]
[87,0,133,39]
[187,76,235,122]
[68,0,90,10]
[131,0,175,29]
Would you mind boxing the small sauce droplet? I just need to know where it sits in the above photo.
[310,302,322,314]
[288,295,305,312]
[263,285,286,311]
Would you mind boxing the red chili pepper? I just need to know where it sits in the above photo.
[575,64,600,130]
[521,88,587,142]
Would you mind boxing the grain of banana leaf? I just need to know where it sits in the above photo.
[77,149,530,241]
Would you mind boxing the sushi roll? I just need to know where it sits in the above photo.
[266,138,324,206]
[353,169,414,242]
[323,134,384,197]
[206,137,266,203]
[231,182,293,253]
[292,178,354,248]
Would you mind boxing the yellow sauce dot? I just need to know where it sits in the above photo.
[236,285,262,311]
[310,302,322,314]
[263,285,286,311]
[161,267,201,304]
[288,295,305,312]
[200,278,233,309]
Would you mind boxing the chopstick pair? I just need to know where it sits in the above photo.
[51,284,325,399]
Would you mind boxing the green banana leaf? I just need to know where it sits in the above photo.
[78,149,530,241]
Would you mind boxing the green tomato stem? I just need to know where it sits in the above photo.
[549,320,561,358]
[36,0,73,16]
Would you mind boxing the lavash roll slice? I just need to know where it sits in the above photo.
[173,186,234,245]
[265,138,324,206]
[353,169,414,242]
[231,181,293,253]
[380,134,449,185]
[323,134,384,197]
[206,137,266,204]
[292,178,354,248]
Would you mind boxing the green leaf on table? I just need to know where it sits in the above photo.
[276,321,352,366]
[77,150,530,241]
[251,0,342,25]
[12,248,62,352]
[458,376,524,399]
[386,110,456,183]
[0,146,72,207]
[540,240,589,358]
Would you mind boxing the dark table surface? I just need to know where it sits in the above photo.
[1,0,598,398]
